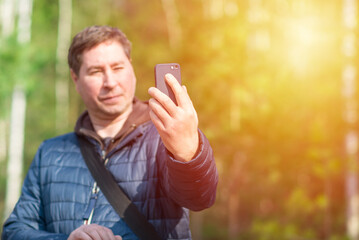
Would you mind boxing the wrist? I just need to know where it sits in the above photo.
[173,132,200,162]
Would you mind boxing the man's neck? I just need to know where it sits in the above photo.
[90,106,133,139]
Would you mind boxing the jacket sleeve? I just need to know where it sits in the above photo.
[159,129,218,211]
[2,144,69,240]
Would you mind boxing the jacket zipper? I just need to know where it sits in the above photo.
[83,150,107,225]
[81,124,137,225]
[83,182,99,225]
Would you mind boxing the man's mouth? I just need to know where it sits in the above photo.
[99,94,122,104]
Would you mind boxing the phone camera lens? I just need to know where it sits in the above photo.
[171,65,179,70]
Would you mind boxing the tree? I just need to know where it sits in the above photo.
[342,0,359,239]
[3,0,33,220]
[55,0,72,133]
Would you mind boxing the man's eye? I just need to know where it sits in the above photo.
[89,70,102,75]
[113,66,124,71]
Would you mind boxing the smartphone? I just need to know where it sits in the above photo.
[154,63,181,105]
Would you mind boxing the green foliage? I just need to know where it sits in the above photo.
[0,0,355,239]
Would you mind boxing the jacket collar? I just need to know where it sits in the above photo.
[75,97,151,152]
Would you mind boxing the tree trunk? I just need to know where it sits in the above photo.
[4,87,26,219]
[228,191,240,239]
[160,0,181,49]
[342,0,359,239]
[0,119,7,163]
[3,0,33,220]
[190,211,203,240]
[55,0,72,133]
[0,0,16,38]
[228,152,247,239]
[17,0,33,43]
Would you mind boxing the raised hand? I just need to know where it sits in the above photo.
[148,73,199,162]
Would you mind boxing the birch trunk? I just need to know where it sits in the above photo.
[4,87,26,219]
[0,0,16,38]
[202,0,224,19]
[190,212,203,240]
[0,119,7,162]
[161,0,181,49]
[17,0,33,44]
[209,0,224,19]
[55,0,72,133]
[3,0,32,220]
[228,152,247,239]
[342,0,359,239]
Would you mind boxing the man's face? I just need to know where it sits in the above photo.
[71,41,136,120]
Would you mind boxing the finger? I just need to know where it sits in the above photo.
[85,227,102,240]
[68,231,91,240]
[98,226,119,240]
[148,86,178,116]
[98,227,113,240]
[165,74,190,108]
[149,108,165,132]
[84,231,101,240]
[115,236,123,240]
[148,87,177,116]
[70,224,119,240]
[181,85,195,110]
[148,98,172,125]
[93,225,118,240]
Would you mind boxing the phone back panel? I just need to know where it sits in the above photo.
[154,63,181,105]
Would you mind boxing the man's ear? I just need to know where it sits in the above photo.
[70,69,80,93]
[70,69,78,83]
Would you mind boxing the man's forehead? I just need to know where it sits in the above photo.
[81,42,126,65]
[84,41,124,55]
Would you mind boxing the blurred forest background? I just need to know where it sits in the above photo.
[0,0,358,239]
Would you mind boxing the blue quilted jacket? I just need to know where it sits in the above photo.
[2,101,218,240]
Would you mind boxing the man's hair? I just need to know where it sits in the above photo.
[68,25,132,75]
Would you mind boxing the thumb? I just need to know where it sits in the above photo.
[115,236,122,240]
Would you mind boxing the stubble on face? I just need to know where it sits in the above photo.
[73,41,136,124]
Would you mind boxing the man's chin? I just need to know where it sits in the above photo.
[100,104,132,118]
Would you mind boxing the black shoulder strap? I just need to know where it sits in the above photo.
[77,135,162,240]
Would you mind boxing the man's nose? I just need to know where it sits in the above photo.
[103,70,117,88]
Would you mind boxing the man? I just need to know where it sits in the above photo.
[2,25,218,240]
